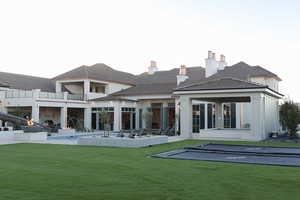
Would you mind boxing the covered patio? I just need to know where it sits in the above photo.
[175,78,283,141]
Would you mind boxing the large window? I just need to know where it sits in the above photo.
[121,107,136,130]
[91,107,114,130]
[151,103,162,129]
[192,104,205,133]
[223,103,236,128]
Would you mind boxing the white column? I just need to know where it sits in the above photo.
[204,103,208,130]
[56,82,62,93]
[63,92,68,100]
[32,104,40,123]
[215,102,223,128]
[84,80,90,95]
[236,103,241,129]
[175,98,180,133]
[84,107,92,129]
[179,96,192,138]
[251,94,265,140]
[113,102,121,131]
[60,106,67,128]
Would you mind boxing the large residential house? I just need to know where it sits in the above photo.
[0,51,283,141]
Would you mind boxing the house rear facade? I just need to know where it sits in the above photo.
[0,51,283,141]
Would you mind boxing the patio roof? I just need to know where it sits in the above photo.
[175,77,266,92]
[192,96,251,103]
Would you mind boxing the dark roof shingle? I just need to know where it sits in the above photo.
[0,72,55,92]
[53,63,136,85]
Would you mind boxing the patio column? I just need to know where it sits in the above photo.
[215,102,223,128]
[60,106,67,128]
[84,107,92,129]
[114,103,121,132]
[32,104,40,123]
[251,94,265,140]
[84,80,90,95]
[236,103,241,129]
[56,82,62,93]
[175,98,180,133]
[204,103,208,129]
[179,96,192,138]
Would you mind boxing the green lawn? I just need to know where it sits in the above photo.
[0,140,300,200]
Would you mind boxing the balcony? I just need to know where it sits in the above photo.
[5,89,86,101]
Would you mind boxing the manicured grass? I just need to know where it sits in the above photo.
[0,140,300,200]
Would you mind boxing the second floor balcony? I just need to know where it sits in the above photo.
[5,89,86,101]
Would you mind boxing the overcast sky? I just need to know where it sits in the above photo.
[0,0,299,100]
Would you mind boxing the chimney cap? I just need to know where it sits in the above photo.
[208,51,213,59]
[150,60,157,67]
[179,65,187,75]
[220,54,225,62]
[212,52,216,59]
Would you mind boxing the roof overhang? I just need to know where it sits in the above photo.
[174,87,284,99]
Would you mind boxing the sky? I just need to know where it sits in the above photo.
[0,0,300,100]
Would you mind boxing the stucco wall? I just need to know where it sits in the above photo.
[251,77,279,92]
[264,94,280,137]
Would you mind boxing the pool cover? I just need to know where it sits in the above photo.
[152,143,300,167]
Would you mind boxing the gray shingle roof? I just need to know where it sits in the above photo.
[112,83,177,96]
[175,77,267,91]
[53,63,136,85]
[180,61,281,87]
[135,66,205,84]
[0,71,55,92]
[113,67,205,96]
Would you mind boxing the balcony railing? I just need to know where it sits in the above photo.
[67,94,85,101]
[5,90,33,98]
[39,92,64,99]
[5,89,86,101]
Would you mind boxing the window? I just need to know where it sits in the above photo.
[223,103,236,128]
[207,104,216,129]
[192,104,205,133]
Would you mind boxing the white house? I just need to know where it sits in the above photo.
[0,51,283,141]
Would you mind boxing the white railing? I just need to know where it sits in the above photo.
[39,92,64,99]
[67,94,85,101]
[5,90,33,98]
[5,89,86,101]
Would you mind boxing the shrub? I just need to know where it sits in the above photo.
[279,101,300,137]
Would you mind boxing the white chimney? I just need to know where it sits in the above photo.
[148,60,158,75]
[218,54,227,70]
[177,65,189,85]
[205,51,218,77]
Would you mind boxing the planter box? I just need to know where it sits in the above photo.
[58,129,76,134]
[13,132,47,141]
[78,136,168,148]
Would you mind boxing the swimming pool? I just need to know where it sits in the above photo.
[47,133,104,141]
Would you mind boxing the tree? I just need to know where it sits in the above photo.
[142,110,153,130]
[99,111,112,137]
[279,101,300,137]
